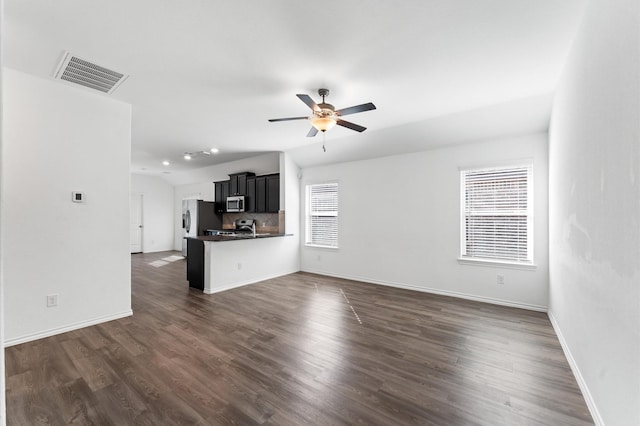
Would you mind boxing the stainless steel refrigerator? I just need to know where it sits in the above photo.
[182,200,220,256]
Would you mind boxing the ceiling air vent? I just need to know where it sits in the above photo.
[53,51,129,94]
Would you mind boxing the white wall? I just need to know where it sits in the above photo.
[0,6,6,423]
[280,151,300,265]
[301,133,549,310]
[280,152,300,235]
[199,152,301,294]
[172,153,280,251]
[131,174,174,253]
[204,236,300,294]
[2,68,132,345]
[164,152,280,187]
[548,0,640,424]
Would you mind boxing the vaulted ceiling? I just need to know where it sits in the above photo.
[4,0,587,172]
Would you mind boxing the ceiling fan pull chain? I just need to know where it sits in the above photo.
[322,132,327,152]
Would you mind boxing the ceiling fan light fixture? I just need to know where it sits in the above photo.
[269,88,375,137]
[311,116,337,132]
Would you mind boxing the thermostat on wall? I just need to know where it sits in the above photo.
[72,191,85,203]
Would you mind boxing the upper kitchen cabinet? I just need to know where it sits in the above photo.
[266,174,280,213]
[249,173,279,213]
[229,172,255,196]
[213,180,229,213]
[246,176,256,212]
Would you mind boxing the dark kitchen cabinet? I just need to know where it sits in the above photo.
[255,176,267,212]
[266,174,280,212]
[214,180,229,213]
[229,172,255,196]
[251,173,280,213]
[186,238,205,290]
[246,176,256,212]
[216,172,278,213]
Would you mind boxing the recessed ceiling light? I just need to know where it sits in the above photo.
[162,160,170,166]
[184,153,192,160]
[210,148,219,154]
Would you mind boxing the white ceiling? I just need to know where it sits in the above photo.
[4,0,587,172]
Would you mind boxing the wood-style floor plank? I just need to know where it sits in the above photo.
[5,251,594,425]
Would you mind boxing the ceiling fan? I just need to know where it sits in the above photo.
[269,89,376,137]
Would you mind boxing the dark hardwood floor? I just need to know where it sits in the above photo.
[5,251,593,425]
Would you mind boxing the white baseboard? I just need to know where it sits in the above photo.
[302,269,548,312]
[3,310,133,347]
[141,247,176,254]
[548,312,603,426]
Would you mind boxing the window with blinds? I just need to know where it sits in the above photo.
[306,182,339,248]
[460,165,533,264]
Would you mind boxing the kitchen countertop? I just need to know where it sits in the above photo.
[188,234,291,242]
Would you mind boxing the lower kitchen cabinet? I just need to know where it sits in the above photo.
[186,238,205,290]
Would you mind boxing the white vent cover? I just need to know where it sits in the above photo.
[53,51,128,94]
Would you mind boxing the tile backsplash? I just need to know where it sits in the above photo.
[222,211,284,234]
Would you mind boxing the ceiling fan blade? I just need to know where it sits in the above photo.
[337,119,367,132]
[268,116,309,122]
[297,94,320,112]
[306,127,319,137]
[336,102,376,116]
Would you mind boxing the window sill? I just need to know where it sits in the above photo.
[457,257,537,271]
[305,244,339,250]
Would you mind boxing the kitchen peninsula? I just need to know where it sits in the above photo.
[187,233,292,294]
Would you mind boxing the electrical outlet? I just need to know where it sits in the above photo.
[237,262,242,270]
[47,294,58,307]
[317,255,322,262]
[497,275,505,285]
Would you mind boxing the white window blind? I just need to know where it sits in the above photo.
[306,183,338,248]
[461,165,532,264]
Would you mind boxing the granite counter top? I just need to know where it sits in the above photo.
[188,234,291,242]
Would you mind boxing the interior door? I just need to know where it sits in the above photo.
[130,193,143,253]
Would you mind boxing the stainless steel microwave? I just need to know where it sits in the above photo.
[226,196,245,212]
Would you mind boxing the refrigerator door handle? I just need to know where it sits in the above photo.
[185,210,191,233]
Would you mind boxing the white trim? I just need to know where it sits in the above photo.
[3,310,133,347]
[301,269,548,312]
[304,243,339,250]
[460,163,534,264]
[548,312,604,426]
[458,157,535,172]
[457,257,537,271]
[305,181,339,248]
